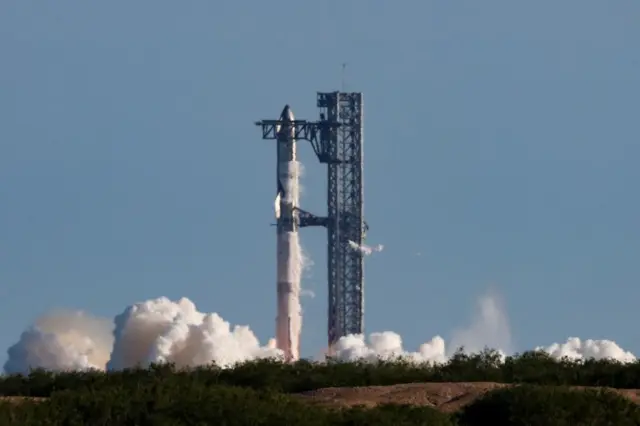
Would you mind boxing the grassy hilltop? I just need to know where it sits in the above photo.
[2,349,640,425]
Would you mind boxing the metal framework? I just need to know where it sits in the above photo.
[255,91,366,349]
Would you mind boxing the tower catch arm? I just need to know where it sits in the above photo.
[255,120,342,164]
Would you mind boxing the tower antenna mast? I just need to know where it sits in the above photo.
[341,63,347,92]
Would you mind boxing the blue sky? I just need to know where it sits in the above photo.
[1,1,639,364]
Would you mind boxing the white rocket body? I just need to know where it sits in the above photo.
[274,105,301,362]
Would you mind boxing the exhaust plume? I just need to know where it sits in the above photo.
[332,332,448,364]
[4,297,281,374]
[537,337,636,362]
[4,311,113,374]
[4,292,636,374]
[331,289,634,364]
[107,297,282,370]
[332,289,512,363]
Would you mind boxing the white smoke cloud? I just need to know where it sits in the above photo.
[291,160,306,198]
[332,289,511,364]
[348,240,384,256]
[4,292,636,374]
[449,289,513,355]
[300,289,316,299]
[107,297,282,370]
[5,298,281,375]
[331,290,635,365]
[4,311,114,374]
[537,337,636,362]
[332,332,447,364]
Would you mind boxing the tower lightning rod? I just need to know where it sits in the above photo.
[342,63,347,92]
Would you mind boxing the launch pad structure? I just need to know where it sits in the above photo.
[256,91,367,350]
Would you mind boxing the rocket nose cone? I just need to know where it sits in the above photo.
[280,104,294,121]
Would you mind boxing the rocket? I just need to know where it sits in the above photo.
[275,105,296,223]
[274,104,301,362]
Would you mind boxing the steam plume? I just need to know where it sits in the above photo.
[4,311,113,373]
[4,298,281,374]
[332,289,512,363]
[4,291,635,374]
[107,297,281,370]
[449,289,513,355]
[348,240,384,256]
[331,289,634,364]
[537,337,636,362]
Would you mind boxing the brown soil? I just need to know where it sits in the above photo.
[0,396,46,404]
[296,382,640,413]
[4,383,640,413]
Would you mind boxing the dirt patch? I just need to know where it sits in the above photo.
[296,382,640,412]
[3,383,640,412]
[0,396,46,404]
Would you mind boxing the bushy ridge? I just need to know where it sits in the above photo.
[0,383,454,426]
[3,349,640,397]
[2,349,640,424]
[457,385,640,425]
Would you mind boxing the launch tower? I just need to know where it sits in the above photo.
[256,91,366,350]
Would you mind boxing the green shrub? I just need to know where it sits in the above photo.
[0,381,453,425]
[335,404,456,426]
[458,385,640,426]
[3,349,640,425]
[3,349,640,397]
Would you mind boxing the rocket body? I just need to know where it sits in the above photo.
[274,105,302,362]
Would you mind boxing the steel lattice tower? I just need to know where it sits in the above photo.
[256,91,367,350]
[318,92,366,346]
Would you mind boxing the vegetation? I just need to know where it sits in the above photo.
[457,385,640,426]
[1,349,640,424]
[0,384,455,426]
